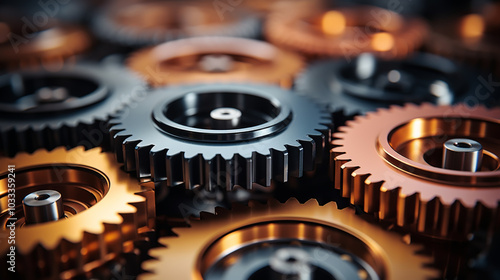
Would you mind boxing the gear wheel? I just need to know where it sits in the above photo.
[127,36,304,88]
[0,62,145,157]
[0,147,155,279]
[0,9,91,71]
[295,53,498,117]
[425,3,500,76]
[139,199,438,279]
[332,103,500,240]
[265,5,427,59]
[92,0,260,47]
[109,83,331,190]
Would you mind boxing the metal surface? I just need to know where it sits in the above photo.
[331,103,500,239]
[265,6,427,58]
[110,83,330,189]
[139,199,438,280]
[23,190,64,224]
[127,36,303,88]
[93,0,260,47]
[0,147,155,279]
[0,62,145,156]
[295,53,495,116]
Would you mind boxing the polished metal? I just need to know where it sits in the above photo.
[23,190,64,225]
[442,138,483,172]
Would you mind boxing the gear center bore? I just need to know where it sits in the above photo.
[0,73,108,114]
[152,90,293,142]
[0,164,110,228]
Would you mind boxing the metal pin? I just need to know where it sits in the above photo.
[23,190,64,224]
[442,138,483,172]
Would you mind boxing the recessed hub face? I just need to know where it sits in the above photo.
[153,90,292,142]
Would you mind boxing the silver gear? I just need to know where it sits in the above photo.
[109,83,331,190]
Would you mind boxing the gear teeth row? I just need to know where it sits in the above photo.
[111,128,330,190]
[0,121,110,157]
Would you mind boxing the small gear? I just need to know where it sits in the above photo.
[139,199,438,279]
[0,147,155,279]
[127,36,304,88]
[92,0,260,47]
[0,9,92,71]
[332,103,500,240]
[0,62,145,156]
[109,83,331,190]
[295,53,498,117]
[425,3,500,76]
[265,5,427,59]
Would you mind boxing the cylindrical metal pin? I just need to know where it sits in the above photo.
[23,190,64,225]
[269,248,312,280]
[442,138,483,172]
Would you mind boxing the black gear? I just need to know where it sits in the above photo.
[296,53,499,117]
[109,84,331,190]
[0,63,145,156]
[92,1,261,47]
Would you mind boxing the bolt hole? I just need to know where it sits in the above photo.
[454,142,473,148]
[285,257,297,263]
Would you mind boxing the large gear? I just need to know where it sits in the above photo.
[109,83,331,190]
[127,36,304,88]
[0,147,155,279]
[265,6,427,59]
[92,0,260,47]
[295,53,499,117]
[0,8,91,71]
[139,199,438,279]
[331,103,500,240]
[0,62,145,156]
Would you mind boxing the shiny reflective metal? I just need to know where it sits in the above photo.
[23,190,64,225]
[442,138,483,172]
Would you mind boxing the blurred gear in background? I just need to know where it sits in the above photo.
[0,147,155,280]
[92,0,261,47]
[425,2,500,76]
[127,36,304,88]
[140,199,438,280]
[265,5,427,59]
[332,103,500,240]
[0,62,145,156]
[296,52,499,117]
[0,7,91,71]
[110,83,331,189]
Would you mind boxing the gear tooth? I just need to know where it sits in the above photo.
[350,170,370,206]
[185,154,205,189]
[270,148,288,182]
[135,144,154,181]
[233,154,252,190]
[298,139,315,172]
[123,139,141,172]
[110,130,130,163]
[364,181,382,213]
[150,148,167,182]
[397,192,420,228]
[379,186,401,221]
[166,152,185,187]
[307,133,326,165]
[285,144,303,178]
[252,152,272,187]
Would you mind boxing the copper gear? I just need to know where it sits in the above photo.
[331,103,500,240]
[0,147,155,279]
[0,19,91,71]
[425,3,500,76]
[127,36,304,88]
[139,199,438,279]
[265,6,427,59]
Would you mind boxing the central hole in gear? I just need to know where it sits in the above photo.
[35,193,51,201]
[454,141,472,148]
[164,91,281,130]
